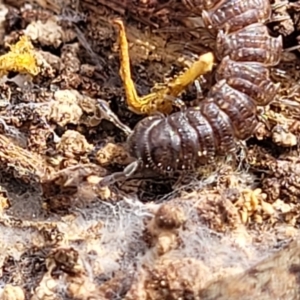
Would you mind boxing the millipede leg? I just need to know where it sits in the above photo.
[98,160,141,187]
[236,141,249,171]
[112,18,215,115]
[163,95,187,111]
[97,99,132,135]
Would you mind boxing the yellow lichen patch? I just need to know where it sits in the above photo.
[0,35,39,77]
[112,19,214,115]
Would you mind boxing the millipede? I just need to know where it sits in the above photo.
[98,0,283,186]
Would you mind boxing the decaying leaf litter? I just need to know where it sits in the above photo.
[0,0,299,299]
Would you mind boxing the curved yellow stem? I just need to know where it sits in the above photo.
[112,19,214,115]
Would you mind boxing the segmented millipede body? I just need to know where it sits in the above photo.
[100,0,283,185]
[120,0,283,177]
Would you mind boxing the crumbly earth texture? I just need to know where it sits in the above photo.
[0,0,299,299]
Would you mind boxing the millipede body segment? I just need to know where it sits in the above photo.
[99,0,283,186]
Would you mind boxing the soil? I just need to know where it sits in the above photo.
[0,0,300,299]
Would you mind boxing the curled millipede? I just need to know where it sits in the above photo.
[99,0,283,185]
